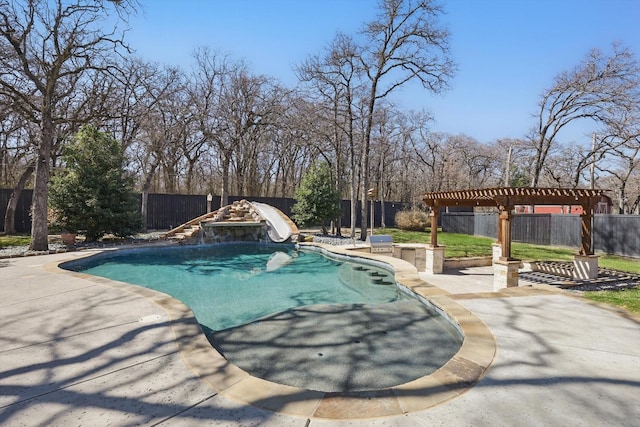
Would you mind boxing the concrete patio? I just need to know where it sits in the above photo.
[1,250,639,426]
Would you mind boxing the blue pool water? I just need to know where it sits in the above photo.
[62,243,403,332]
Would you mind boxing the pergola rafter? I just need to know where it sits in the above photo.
[422,187,608,259]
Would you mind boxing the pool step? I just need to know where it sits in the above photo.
[168,224,201,241]
[337,264,396,290]
[371,277,395,286]
[367,271,386,277]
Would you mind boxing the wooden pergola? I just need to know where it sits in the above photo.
[422,187,607,260]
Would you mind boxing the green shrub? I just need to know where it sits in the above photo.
[49,125,142,242]
[292,161,341,234]
[395,210,429,232]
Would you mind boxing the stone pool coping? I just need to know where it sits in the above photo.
[49,242,497,420]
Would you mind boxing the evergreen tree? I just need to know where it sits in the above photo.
[292,161,342,234]
[49,125,142,242]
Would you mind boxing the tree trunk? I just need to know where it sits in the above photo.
[359,180,368,240]
[29,118,53,251]
[221,155,231,207]
[380,158,386,228]
[333,157,342,236]
[618,183,626,214]
[359,137,371,240]
[185,160,196,194]
[140,190,149,232]
[360,92,377,241]
[630,194,640,215]
[29,152,50,251]
[380,196,386,229]
[3,163,35,235]
[349,153,358,238]
[140,161,160,231]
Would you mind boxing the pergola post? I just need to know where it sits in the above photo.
[498,205,513,261]
[494,204,519,290]
[574,202,599,279]
[580,205,593,256]
[496,211,503,245]
[429,206,439,247]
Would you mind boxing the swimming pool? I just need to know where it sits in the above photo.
[62,242,464,391]
[62,243,403,332]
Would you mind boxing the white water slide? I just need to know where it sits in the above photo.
[251,202,293,243]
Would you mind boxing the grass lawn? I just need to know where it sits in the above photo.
[382,228,640,271]
[599,255,640,274]
[0,235,31,248]
[383,228,494,257]
[382,228,640,314]
[511,242,573,261]
[583,288,640,313]
[384,228,577,259]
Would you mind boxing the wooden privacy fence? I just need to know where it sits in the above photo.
[442,212,640,258]
[3,188,638,257]
[0,189,409,234]
[0,189,33,234]
[142,194,408,230]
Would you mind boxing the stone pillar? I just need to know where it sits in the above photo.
[392,245,402,259]
[573,254,599,280]
[425,245,446,274]
[394,244,427,272]
[413,245,427,272]
[492,242,502,262]
[493,259,520,291]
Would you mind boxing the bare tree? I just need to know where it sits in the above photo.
[412,130,500,193]
[0,107,32,187]
[370,104,408,226]
[600,146,640,214]
[192,48,279,205]
[492,138,530,187]
[529,43,640,187]
[297,32,364,236]
[190,48,237,206]
[388,111,430,204]
[268,96,320,198]
[456,135,501,188]
[0,0,136,249]
[356,0,454,239]
[596,110,640,213]
[1,109,37,234]
[540,145,584,188]
[231,81,285,197]
[553,132,621,189]
[411,130,450,192]
[112,61,186,228]
[107,57,164,153]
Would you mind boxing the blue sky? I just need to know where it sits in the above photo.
[127,0,640,144]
